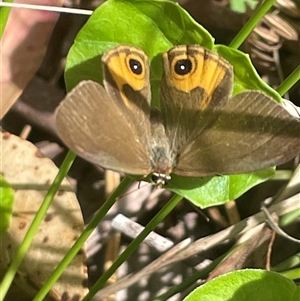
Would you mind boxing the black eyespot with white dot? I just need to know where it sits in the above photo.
[129,58,143,75]
[174,59,192,75]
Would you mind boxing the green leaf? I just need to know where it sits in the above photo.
[0,0,14,40]
[183,269,300,301]
[168,168,274,207]
[0,175,14,233]
[214,44,281,101]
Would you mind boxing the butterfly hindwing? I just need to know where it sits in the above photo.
[175,90,300,176]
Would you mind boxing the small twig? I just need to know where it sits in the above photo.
[266,217,277,271]
[19,125,32,140]
[0,2,92,15]
[112,214,174,252]
[261,205,300,244]
[273,165,300,203]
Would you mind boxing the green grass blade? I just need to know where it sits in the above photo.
[82,193,183,301]
[229,0,276,49]
[32,175,133,301]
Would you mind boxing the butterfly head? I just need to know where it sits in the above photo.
[151,172,172,188]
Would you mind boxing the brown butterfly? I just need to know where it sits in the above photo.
[55,45,300,186]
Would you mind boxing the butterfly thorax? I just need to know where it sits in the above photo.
[150,110,177,186]
[150,142,176,186]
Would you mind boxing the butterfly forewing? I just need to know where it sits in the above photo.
[160,45,234,152]
[102,45,152,142]
[55,81,152,175]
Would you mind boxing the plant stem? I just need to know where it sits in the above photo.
[229,0,276,49]
[82,193,183,301]
[276,65,300,96]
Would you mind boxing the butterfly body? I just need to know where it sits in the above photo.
[56,45,300,186]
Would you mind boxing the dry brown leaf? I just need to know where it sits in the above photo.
[0,131,88,301]
[0,0,63,119]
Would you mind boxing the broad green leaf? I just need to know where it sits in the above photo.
[168,168,274,207]
[183,269,300,301]
[214,44,281,101]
